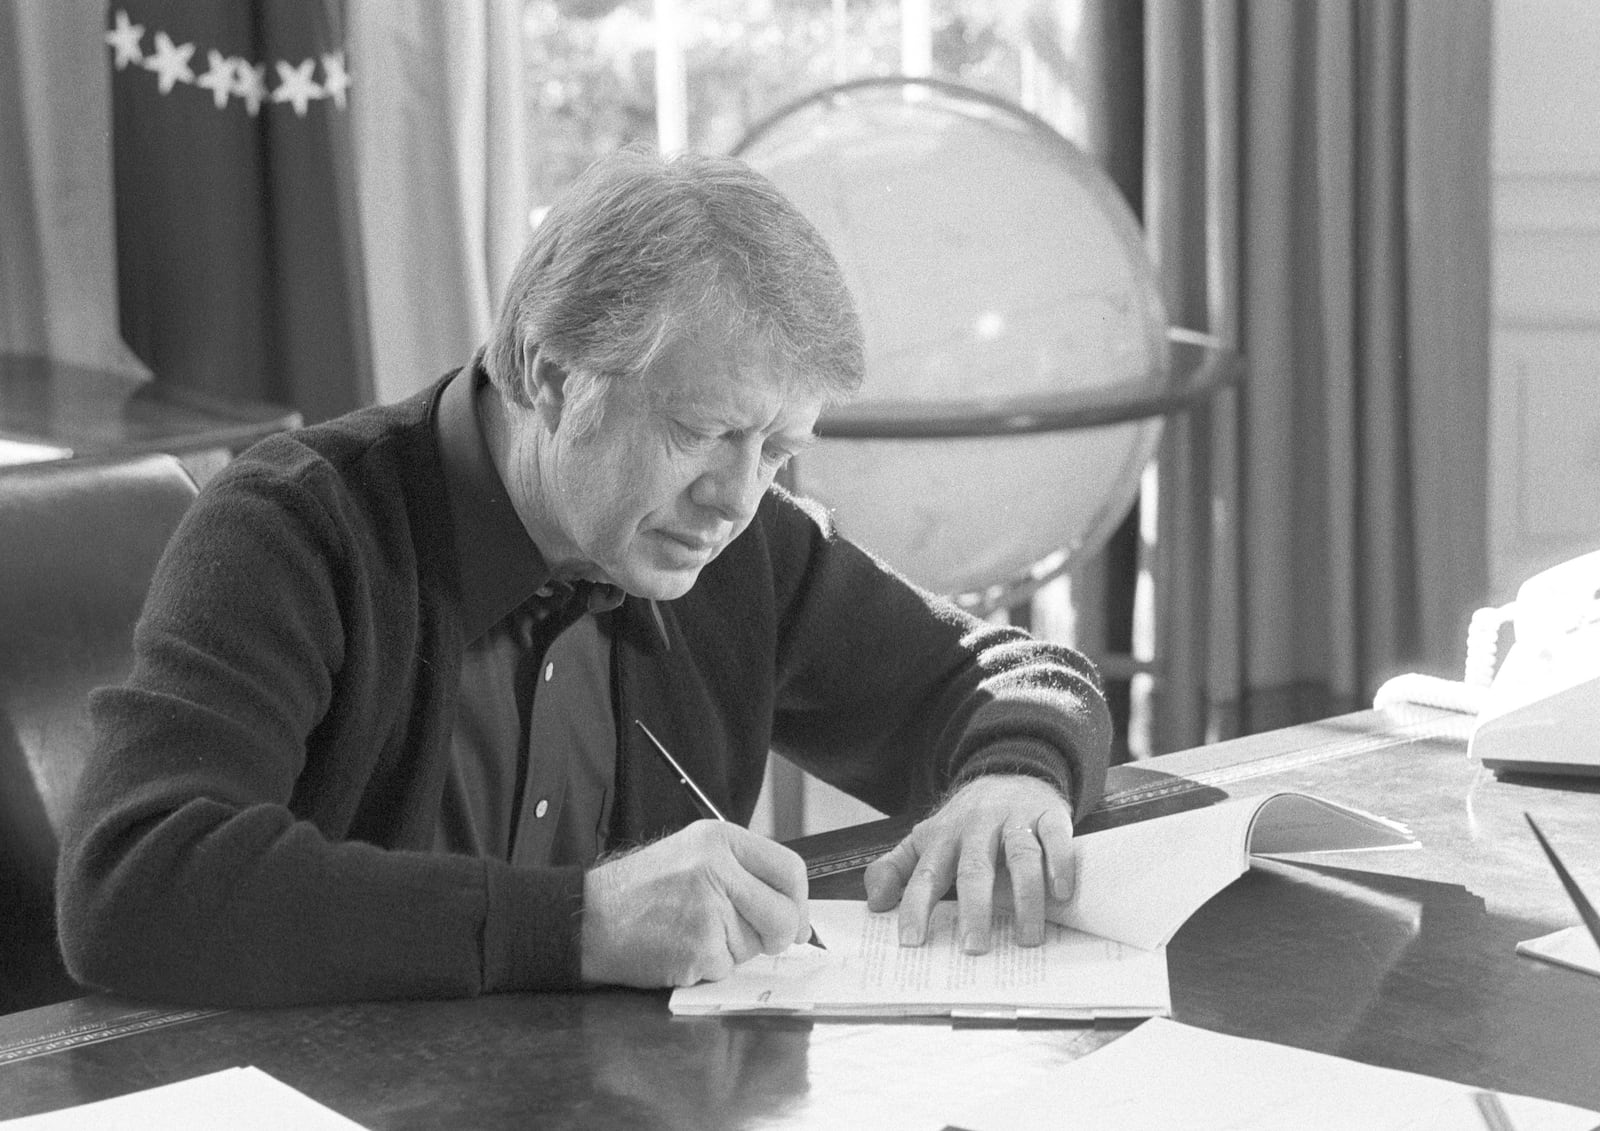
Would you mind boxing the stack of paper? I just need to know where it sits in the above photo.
[672,790,1413,1019]
[942,1018,1600,1131]
[1052,788,1412,950]
[670,899,1170,1020]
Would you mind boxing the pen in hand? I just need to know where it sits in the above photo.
[634,718,825,951]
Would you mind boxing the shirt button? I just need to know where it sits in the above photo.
[543,661,554,682]
[535,799,549,819]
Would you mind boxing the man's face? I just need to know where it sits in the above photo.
[510,336,825,600]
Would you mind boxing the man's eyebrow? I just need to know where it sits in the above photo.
[763,430,819,455]
[683,414,820,447]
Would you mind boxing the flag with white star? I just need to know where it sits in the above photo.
[108,2,371,423]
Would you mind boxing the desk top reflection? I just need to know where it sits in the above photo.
[2,704,1597,1129]
[0,353,300,463]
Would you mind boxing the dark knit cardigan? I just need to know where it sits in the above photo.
[55,376,1111,1007]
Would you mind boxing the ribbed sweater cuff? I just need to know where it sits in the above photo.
[481,860,586,992]
[952,738,1080,815]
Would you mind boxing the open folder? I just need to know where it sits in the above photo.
[671,791,1413,1019]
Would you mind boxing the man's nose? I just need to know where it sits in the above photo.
[690,440,765,521]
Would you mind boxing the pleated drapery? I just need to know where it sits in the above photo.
[1137,0,1492,746]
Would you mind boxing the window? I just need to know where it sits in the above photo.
[521,0,1090,213]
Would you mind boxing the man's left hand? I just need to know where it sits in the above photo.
[863,774,1074,953]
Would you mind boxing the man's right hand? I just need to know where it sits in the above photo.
[580,820,813,988]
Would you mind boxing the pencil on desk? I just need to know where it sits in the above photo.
[634,718,825,950]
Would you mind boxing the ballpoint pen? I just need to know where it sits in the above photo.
[635,718,825,950]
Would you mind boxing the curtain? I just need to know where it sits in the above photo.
[0,1,139,373]
[0,2,525,417]
[1061,0,1147,765]
[107,1,373,424]
[1132,0,1492,747]
[346,0,529,404]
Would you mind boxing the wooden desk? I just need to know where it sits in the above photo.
[2,705,1597,1128]
[0,354,300,464]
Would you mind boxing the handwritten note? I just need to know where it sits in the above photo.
[669,900,1170,1018]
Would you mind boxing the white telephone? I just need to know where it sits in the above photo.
[1468,550,1600,776]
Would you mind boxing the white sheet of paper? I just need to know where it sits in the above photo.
[0,1067,365,1130]
[670,900,1169,1017]
[944,1017,1600,1131]
[1518,924,1600,978]
[1059,792,1415,950]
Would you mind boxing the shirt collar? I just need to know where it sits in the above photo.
[435,354,629,642]
[435,353,551,641]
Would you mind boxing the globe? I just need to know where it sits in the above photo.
[735,78,1169,602]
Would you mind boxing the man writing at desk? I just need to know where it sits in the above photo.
[56,148,1111,1006]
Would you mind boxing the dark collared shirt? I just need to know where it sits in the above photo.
[431,358,623,868]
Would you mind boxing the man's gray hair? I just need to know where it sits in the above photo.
[485,145,865,408]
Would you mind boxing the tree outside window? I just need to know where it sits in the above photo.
[522,0,1087,213]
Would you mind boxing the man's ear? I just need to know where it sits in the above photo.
[522,341,570,431]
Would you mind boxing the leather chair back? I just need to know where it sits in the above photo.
[0,453,198,1011]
